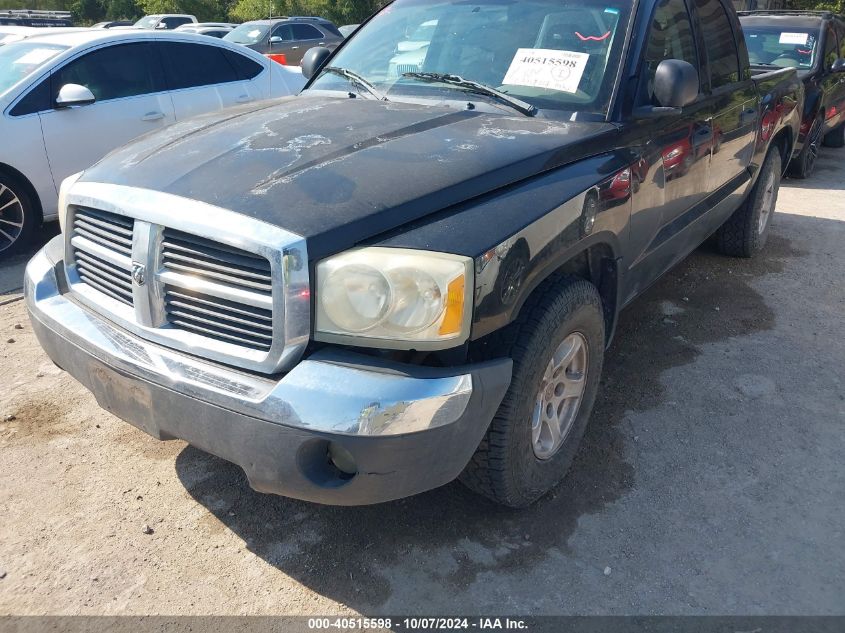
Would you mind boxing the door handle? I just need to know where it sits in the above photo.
[236,95,252,103]
[141,111,165,121]
[291,46,299,50]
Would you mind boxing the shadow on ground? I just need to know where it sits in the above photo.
[0,222,60,298]
[175,232,803,610]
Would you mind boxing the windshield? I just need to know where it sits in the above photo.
[743,26,820,70]
[224,23,269,44]
[0,41,66,95]
[309,0,632,115]
[134,16,161,28]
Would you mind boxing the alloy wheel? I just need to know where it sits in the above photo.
[531,332,589,460]
[0,183,25,254]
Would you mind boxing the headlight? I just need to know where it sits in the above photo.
[57,171,83,233]
[315,247,473,349]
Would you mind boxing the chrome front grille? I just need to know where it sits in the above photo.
[70,208,134,306]
[62,184,310,374]
[161,229,273,294]
[164,286,274,352]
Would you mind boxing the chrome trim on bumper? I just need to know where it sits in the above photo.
[26,239,477,437]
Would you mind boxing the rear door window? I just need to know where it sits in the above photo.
[158,41,239,89]
[222,49,264,80]
[291,24,324,40]
[694,0,740,89]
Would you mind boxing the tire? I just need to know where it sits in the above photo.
[714,148,781,259]
[460,276,605,507]
[0,172,36,258]
[823,122,845,148]
[788,116,822,179]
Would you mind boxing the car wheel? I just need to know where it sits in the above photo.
[460,276,605,507]
[0,173,36,258]
[822,122,845,148]
[789,116,822,179]
[715,148,781,258]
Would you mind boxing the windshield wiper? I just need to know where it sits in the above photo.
[322,66,387,101]
[402,72,536,117]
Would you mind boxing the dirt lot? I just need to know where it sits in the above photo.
[1,154,844,616]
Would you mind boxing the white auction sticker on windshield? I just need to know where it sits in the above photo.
[503,48,590,94]
[779,32,809,45]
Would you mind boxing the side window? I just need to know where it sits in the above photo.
[10,75,51,116]
[162,17,192,29]
[642,0,699,104]
[159,42,239,89]
[222,49,264,80]
[694,0,740,88]
[823,26,837,71]
[291,24,324,40]
[272,24,294,41]
[51,42,165,103]
[839,22,845,59]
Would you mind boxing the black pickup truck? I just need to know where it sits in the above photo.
[739,10,845,178]
[26,0,802,507]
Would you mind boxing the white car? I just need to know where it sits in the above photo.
[0,29,306,255]
[133,14,198,30]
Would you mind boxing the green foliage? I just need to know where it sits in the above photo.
[9,0,841,35]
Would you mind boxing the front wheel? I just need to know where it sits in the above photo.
[460,277,605,507]
[0,173,36,258]
[714,149,781,259]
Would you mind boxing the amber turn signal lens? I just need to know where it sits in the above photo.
[438,275,465,336]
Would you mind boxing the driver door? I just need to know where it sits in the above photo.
[38,42,175,192]
[625,0,713,299]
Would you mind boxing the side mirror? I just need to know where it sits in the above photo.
[55,84,96,108]
[831,58,845,73]
[301,46,332,80]
[269,35,283,45]
[653,59,699,109]
[155,22,167,29]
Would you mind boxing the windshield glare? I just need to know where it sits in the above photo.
[224,23,269,44]
[134,16,160,28]
[309,0,632,114]
[743,27,819,70]
[0,42,66,95]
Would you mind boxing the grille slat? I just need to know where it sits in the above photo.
[169,318,273,350]
[71,208,135,307]
[161,230,274,353]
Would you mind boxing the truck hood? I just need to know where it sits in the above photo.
[81,95,618,259]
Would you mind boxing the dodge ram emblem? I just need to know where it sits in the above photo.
[131,263,146,286]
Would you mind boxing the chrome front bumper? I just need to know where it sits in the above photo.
[25,238,512,504]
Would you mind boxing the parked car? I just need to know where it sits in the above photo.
[133,14,197,30]
[90,21,134,29]
[0,26,36,44]
[338,24,359,37]
[739,10,845,178]
[0,29,305,255]
[0,9,72,27]
[27,0,801,507]
[175,23,236,38]
[224,17,343,64]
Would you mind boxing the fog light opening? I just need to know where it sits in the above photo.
[328,442,357,479]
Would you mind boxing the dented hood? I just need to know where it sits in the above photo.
[81,95,617,259]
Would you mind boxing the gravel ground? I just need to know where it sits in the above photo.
[1,154,843,616]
